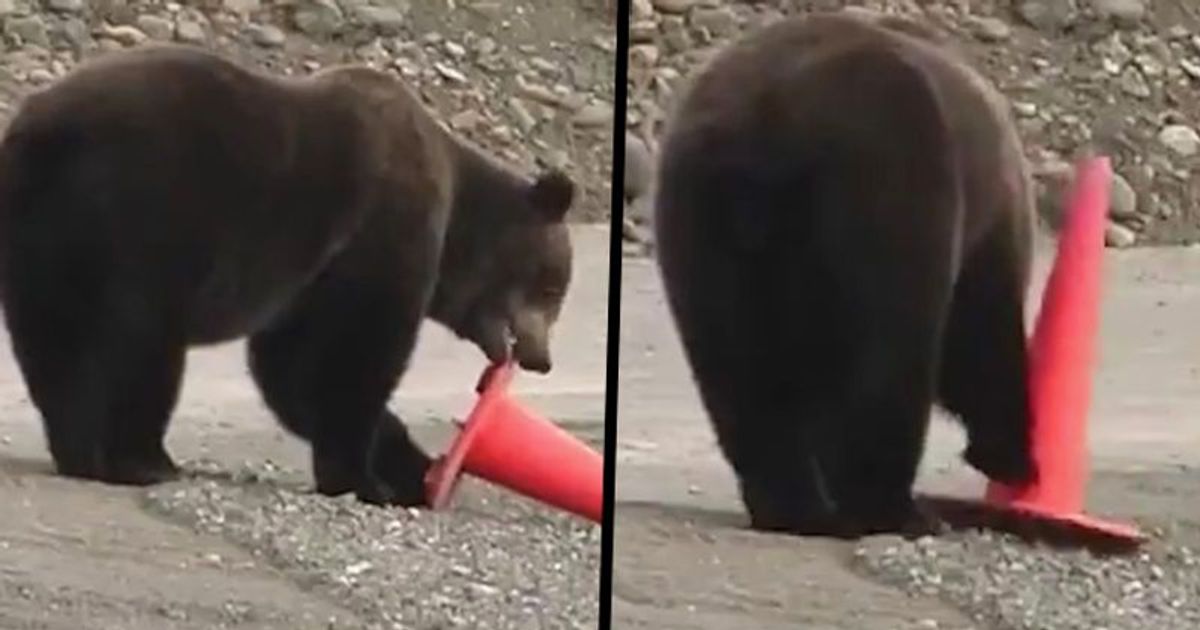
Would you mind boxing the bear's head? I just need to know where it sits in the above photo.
[432,168,575,374]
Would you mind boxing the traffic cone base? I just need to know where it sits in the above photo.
[424,361,604,523]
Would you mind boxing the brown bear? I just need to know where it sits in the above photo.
[0,44,575,507]
[653,12,1038,537]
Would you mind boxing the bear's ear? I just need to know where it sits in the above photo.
[528,170,574,221]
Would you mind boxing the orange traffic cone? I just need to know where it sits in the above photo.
[424,360,604,523]
[926,156,1145,551]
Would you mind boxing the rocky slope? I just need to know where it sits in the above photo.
[0,0,617,222]
[624,0,1200,250]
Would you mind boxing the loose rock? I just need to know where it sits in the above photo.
[1159,124,1200,157]
[1093,0,1147,26]
[1106,220,1138,247]
[135,14,174,41]
[1110,172,1139,219]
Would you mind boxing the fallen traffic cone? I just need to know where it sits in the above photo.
[924,155,1146,552]
[424,360,604,523]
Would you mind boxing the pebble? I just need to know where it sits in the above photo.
[1094,0,1147,26]
[434,62,466,84]
[572,102,613,128]
[1106,221,1138,247]
[175,16,208,44]
[1111,172,1139,219]
[969,16,1012,42]
[136,14,175,41]
[1159,124,1200,157]
[46,0,85,14]
[449,109,483,131]
[652,0,695,14]
[246,23,285,47]
[353,6,407,36]
[1016,0,1078,32]
[98,23,148,47]
[223,0,260,14]
[292,0,343,37]
[509,98,537,132]
[631,0,654,21]
[624,133,655,201]
[7,15,50,48]
[690,7,739,40]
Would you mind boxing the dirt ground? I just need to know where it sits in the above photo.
[612,227,1200,629]
[0,225,610,630]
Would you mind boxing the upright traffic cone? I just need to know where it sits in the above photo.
[926,155,1145,551]
[424,360,604,523]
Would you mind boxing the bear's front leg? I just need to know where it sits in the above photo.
[311,409,431,507]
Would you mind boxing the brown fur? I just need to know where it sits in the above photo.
[653,13,1036,538]
[0,44,575,504]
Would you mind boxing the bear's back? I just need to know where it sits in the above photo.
[661,13,1032,251]
[0,45,454,345]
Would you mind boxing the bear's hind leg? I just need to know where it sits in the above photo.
[824,318,946,538]
[657,235,846,536]
[4,291,184,486]
[248,275,432,507]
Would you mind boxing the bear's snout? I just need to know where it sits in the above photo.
[514,342,551,374]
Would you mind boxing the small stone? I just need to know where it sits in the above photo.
[6,15,50,48]
[434,62,466,84]
[445,41,466,58]
[1109,172,1138,219]
[1093,0,1146,25]
[652,0,694,14]
[1119,67,1151,98]
[1105,221,1137,247]
[690,7,739,39]
[1016,0,1078,32]
[528,56,557,75]
[516,78,564,107]
[1180,58,1200,80]
[344,561,372,576]
[26,68,55,85]
[292,0,343,37]
[509,98,537,132]
[630,19,657,43]
[661,15,693,53]
[223,0,259,14]
[629,44,659,69]
[175,17,207,44]
[631,0,654,20]
[136,14,175,41]
[46,0,85,13]
[353,5,407,35]
[246,23,285,47]
[1159,124,1200,157]
[572,103,612,128]
[449,109,483,132]
[969,16,1012,42]
[56,17,92,50]
[625,133,654,201]
[474,37,496,56]
[1012,101,1038,117]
